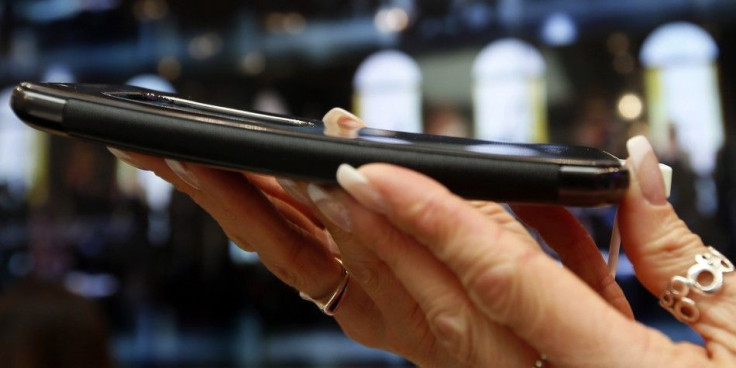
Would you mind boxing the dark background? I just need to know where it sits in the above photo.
[1,0,736,366]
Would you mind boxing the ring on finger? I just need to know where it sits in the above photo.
[660,246,735,323]
[300,258,350,316]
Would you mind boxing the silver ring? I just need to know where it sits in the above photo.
[300,258,350,316]
[660,246,734,323]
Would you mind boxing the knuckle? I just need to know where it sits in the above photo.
[406,189,448,227]
[344,259,381,291]
[406,189,463,243]
[471,201,510,219]
[645,213,703,255]
[427,307,475,364]
[464,249,543,323]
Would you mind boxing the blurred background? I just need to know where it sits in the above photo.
[1,0,736,366]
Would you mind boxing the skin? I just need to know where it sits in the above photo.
[109,108,736,367]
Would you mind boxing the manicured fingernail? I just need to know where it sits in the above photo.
[277,178,310,204]
[626,136,666,205]
[336,164,388,214]
[323,108,364,138]
[165,159,200,190]
[334,116,363,138]
[338,117,362,130]
[108,147,134,163]
[307,184,352,232]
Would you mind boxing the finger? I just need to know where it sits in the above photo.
[110,149,396,350]
[248,174,323,228]
[338,163,686,367]
[511,205,633,318]
[619,136,705,286]
[619,136,736,351]
[246,173,310,211]
[322,107,365,138]
[252,106,367,227]
[306,183,532,366]
[107,148,343,301]
[110,148,323,249]
[469,201,537,239]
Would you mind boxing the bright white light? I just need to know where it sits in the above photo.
[641,22,718,67]
[229,241,260,265]
[472,39,547,142]
[43,64,76,82]
[541,13,577,46]
[127,74,175,93]
[617,93,643,120]
[375,7,410,33]
[353,50,422,132]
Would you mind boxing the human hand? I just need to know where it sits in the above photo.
[295,136,736,366]
[107,108,463,363]
[109,103,736,366]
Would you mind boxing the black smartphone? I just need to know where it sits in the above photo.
[11,82,628,206]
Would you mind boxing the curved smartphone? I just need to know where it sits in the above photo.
[11,82,628,206]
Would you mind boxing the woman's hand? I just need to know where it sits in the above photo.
[298,135,736,366]
[108,108,462,364]
[109,105,736,366]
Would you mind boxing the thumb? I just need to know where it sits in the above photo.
[619,136,736,342]
[618,135,705,295]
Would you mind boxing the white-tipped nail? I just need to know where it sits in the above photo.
[336,164,388,214]
[626,136,666,205]
[276,178,310,204]
[165,159,200,190]
[322,108,364,138]
[322,107,362,125]
[307,184,352,232]
[108,147,134,163]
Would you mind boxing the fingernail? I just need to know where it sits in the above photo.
[323,108,364,138]
[336,164,388,214]
[338,117,363,131]
[626,136,667,205]
[277,178,310,204]
[165,159,200,190]
[108,147,134,163]
[307,184,352,232]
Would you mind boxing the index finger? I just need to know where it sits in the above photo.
[108,149,344,300]
[338,163,681,367]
